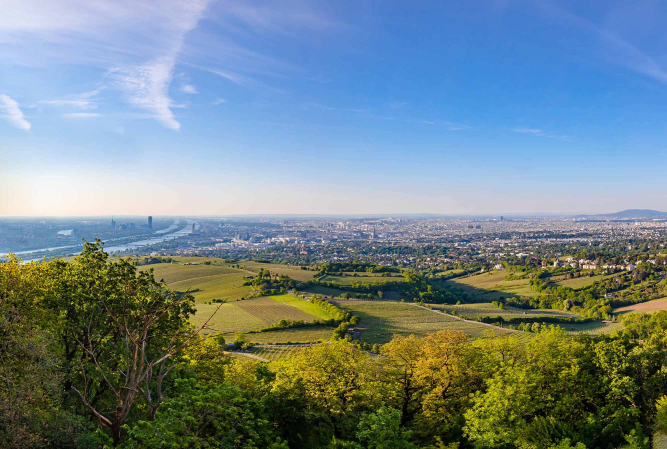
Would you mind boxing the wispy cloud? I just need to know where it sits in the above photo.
[2,0,342,129]
[62,112,100,118]
[111,0,211,130]
[513,127,569,140]
[535,0,667,84]
[36,88,102,110]
[443,121,472,131]
[513,127,544,135]
[113,56,181,130]
[181,84,198,94]
[0,94,31,131]
[213,98,227,105]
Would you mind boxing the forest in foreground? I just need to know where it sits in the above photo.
[3,243,667,449]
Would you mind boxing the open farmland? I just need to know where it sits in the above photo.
[302,285,355,298]
[234,296,317,326]
[190,302,265,335]
[320,273,405,286]
[169,272,253,303]
[270,294,334,319]
[442,270,537,301]
[654,433,667,449]
[552,273,617,289]
[250,345,309,361]
[435,269,465,277]
[332,300,519,344]
[615,298,667,314]
[561,321,624,335]
[139,261,253,303]
[245,326,335,344]
[243,261,316,282]
[142,263,239,284]
[430,302,580,320]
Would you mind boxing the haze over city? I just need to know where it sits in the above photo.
[3,0,667,216]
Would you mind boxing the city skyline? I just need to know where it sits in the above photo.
[3,0,667,216]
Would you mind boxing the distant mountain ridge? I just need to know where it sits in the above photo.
[576,209,667,219]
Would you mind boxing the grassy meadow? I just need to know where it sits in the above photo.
[551,273,618,289]
[332,300,520,344]
[143,257,607,345]
[560,321,624,335]
[139,262,253,303]
[429,302,580,319]
[270,293,335,319]
[191,303,265,335]
[320,273,405,286]
[234,296,318,326]
[442,270,537,301]
[242,261,316,282]
[250,345,309,361]
[615,298,667,315]
[245,326,335,344]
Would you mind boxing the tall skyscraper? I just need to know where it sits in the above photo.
[111,216,116,230]
[148,216,153,229]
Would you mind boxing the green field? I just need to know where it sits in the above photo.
[654,433,667,449]
[561,321,623,335]
[552,273,617,289]
[442,271,537,301]
[615,298,667,314]
[245,326,335,344]
[302,285,353,298]
[270,294,334,320]
[320,274,405,286]
[191,302,265,335]
[234,296,318,326]
[332,300,518,344]
[435,269,464,277]
[242,261,316,282]
[143,263,239,284]
[250,345,309,361]
[430,302,580,320]
[139,262,253,303]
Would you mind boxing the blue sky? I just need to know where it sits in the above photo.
[2,0,667,216]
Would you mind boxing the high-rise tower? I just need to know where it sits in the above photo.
[148,216,153,229]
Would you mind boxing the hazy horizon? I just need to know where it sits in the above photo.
[3,0,667,216]
[2,208,666,219]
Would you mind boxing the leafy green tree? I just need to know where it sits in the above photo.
[121,378,288,449]
[272,340,377,441]
[356,406,417,449]
[234,332,248,349]
[41,242,220,445]
[0,257,97,447]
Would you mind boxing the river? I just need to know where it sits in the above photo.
[2,220,198,262]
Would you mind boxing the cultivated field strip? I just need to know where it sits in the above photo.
[234,296,317,326]
[251,345,308,361]
[430,303,579,319]
[191,303,265,334]
[245,326,335,344]
[333,300,519,343]
[615,297,667,314]
[143,263,239,284]
[564,321,624,335]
